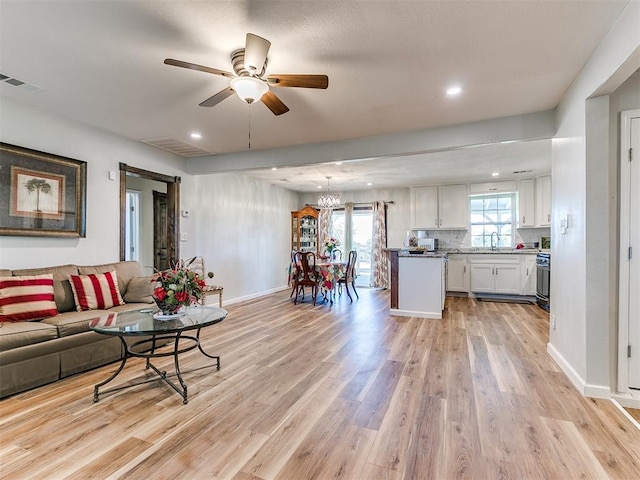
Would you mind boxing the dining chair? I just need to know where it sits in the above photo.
[337,250,359,302]
[293,251,321,306]
[188,256,224,307]
[289,250,298,297]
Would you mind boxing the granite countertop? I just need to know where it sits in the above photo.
[397,251,448,258]
[442,248,544,255]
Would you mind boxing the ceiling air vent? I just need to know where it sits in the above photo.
[512,169,534,174]
[0,72,44,93]
[141,138,215,158]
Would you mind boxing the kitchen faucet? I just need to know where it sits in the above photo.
[490,232,499,251]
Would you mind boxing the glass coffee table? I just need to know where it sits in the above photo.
[89,305,227,404]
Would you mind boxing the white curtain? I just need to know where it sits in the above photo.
[371,201,389,288]
[343,202,354,254]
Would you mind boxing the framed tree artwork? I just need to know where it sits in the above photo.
[0,143,87,237]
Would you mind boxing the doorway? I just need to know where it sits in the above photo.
[119,163,181,267]
[124,190,140,262]
[331,207,373,287]
[153,191,168,271]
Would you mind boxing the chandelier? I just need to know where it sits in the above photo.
[318,176,341,209]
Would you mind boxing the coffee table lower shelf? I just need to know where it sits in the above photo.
[93,330,220,405]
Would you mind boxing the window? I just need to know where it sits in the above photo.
[469,193,515,248]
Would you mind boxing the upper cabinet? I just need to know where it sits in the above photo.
[536,175,551,227]
[517,178,536,227]
[291,205,319,253]
[411,184,468,229]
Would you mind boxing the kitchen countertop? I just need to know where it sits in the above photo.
[385,248,548,256]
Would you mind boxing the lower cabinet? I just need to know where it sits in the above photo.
[446,255,469,292]
[521,254,537,296]
[469,256,521,295]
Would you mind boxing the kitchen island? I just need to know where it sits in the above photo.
[385,249,446,319]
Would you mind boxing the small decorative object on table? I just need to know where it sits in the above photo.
[323,237,340,261]
[152,259,206,319]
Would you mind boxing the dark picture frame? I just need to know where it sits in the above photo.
[0,142,87,237]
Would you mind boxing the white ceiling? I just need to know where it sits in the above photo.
[0,0,629,191]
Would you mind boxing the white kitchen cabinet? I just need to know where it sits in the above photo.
[446,255,469,293]
[411,185,468,230]
[536,175,551,226]
[468,180,517,195]
[470,256,521,295]
[439,184,468,229]
[411,186,438,229]
[521,254,537,296]
[517,178,536,227]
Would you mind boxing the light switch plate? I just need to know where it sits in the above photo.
[180,232,188,242]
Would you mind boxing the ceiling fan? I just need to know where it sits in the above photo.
[164,33,329,116]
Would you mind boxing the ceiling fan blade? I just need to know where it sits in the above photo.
[244,33,271,74]
[267,74,329,89]
[164,58,234,79]
[199,86,235,107]
[262,90,289,116]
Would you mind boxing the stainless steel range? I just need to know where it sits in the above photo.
[536,253,550,311]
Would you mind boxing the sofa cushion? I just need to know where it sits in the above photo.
[78,261,142,296]
[40,309,110,337]
[11,265,79,313]
[123,276,154,304]
[0,274,58,322]
[69,271,125,311]
[0,321,59,350]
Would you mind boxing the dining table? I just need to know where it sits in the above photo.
[289,259,347,304]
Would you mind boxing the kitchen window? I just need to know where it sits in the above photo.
[469,193,515,248]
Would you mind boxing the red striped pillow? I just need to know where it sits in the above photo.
[69,271,125,311]
[0,274,59,322]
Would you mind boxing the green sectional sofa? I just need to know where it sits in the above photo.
[0,261,155,398]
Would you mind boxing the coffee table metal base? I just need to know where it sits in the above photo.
[93,328,220,404]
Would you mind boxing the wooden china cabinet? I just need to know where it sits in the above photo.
[291,205,319,253]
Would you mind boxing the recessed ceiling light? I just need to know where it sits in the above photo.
[271,167,277,171]
[492,172,500,177]
[317,185,322,189]
[190,132,202,139]
[446,86,462,96]
[335,162,343,165]
[367,182,373,186]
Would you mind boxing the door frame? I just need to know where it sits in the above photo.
[617,109,640,397]
[119,163,181,265]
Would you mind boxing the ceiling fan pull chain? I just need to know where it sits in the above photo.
[248,104,252,150]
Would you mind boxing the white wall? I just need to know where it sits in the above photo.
[180,173,300,303]
[0,96,185,268]
[548,1,640,396]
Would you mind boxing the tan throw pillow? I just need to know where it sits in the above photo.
[0,274,59,322]
[123,276,155,304]
[69,271,125,311]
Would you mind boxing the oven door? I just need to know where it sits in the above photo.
[536,264,550,300]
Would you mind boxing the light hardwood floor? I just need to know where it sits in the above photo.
[1,289,639,479]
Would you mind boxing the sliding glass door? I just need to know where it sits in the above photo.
[331,207,373,287]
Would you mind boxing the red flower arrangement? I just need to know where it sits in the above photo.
[152,259,206,315]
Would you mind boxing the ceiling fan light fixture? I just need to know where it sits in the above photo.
[230,76,269,104]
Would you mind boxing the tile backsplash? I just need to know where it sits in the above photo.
[415,227,551,249]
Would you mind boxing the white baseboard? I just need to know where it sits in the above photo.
[389,308,442,319]
[206,285,290,307]
[546,342,611,399]
[611,392,640,409]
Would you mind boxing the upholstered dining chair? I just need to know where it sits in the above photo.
[293,251,321,306]
[337,250,359,302]
[188,256,224,307]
